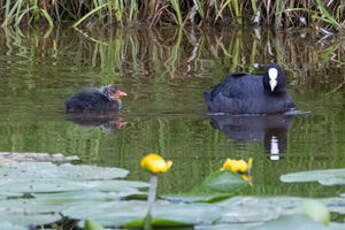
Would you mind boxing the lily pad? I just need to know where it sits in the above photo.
[320,197,345,214]
[0,198,67,227]
[0,179,85,193]
[0,152,79,163]
[0,162,145,196]
[214,196,345,225]
[217,196,290,223]
[0,221,27,230]
[34,190,146,203]
[216,196,305,223]
[163,171,251,204]
[201,171,249,193]
[0,198,66,215]
[280,168,345,186]
[0,162,149,229]
[0,179,148,197]
[195,220,345,230]
[254,215,328,230]
[0,162,129,180]
[195,223,262,230]
[63,200,221,227]
[328,222,345,230]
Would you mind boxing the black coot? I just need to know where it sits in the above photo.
[65,85,127,113]
[203,64,295,114]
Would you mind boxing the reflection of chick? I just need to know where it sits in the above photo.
[66,112,127,133]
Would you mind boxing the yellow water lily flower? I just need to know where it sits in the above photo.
[141,153,173,174]
[221,157,253,173]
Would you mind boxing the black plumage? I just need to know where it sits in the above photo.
[65,85,127,113]
[203,64,295,114]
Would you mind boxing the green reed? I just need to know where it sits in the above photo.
[0,0,344,31]
[170,0,182,25]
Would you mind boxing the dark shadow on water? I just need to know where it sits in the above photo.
[66,112,127,133]
[208,114,295,160]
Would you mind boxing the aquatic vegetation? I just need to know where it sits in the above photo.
[0,0,344,31]
[0,156,342,229]
[141,153,173,174]
[200,170,252,194]
[281,168,345,186]
[0,162,149,228]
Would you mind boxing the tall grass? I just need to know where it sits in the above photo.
[0,1,345,31]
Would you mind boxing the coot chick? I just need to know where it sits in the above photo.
[65,85,127,113]
[203,64,295,114]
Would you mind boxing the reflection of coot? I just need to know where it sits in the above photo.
[209,114,294,159]
[203,64,295,114]
[65,85,127,113]
[66,113,127,133]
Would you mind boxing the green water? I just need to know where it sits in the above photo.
[0,26,344,199]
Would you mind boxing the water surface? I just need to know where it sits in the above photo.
[0,26,344,198]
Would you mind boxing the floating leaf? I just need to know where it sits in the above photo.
[0,198,66,216]
[196,223,263,230]
[328,222,345,230]
[0,162,129,181]
[320,197,345,214]
[215,196,345,226]
[254,215,328,230]
[0,162,147,228]
[0,152,79,163]
[280,168,345,186]
[0,179,84,193]
[0,222,27,230]
[63,200,221,227]
[217,197,284,223]
[0,162,146,196]
[34,190,147,203]
[201,171,249,193]
[0,196,74,228]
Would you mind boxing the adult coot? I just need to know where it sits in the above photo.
[203,64,295,114]
[65,85,127,113]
